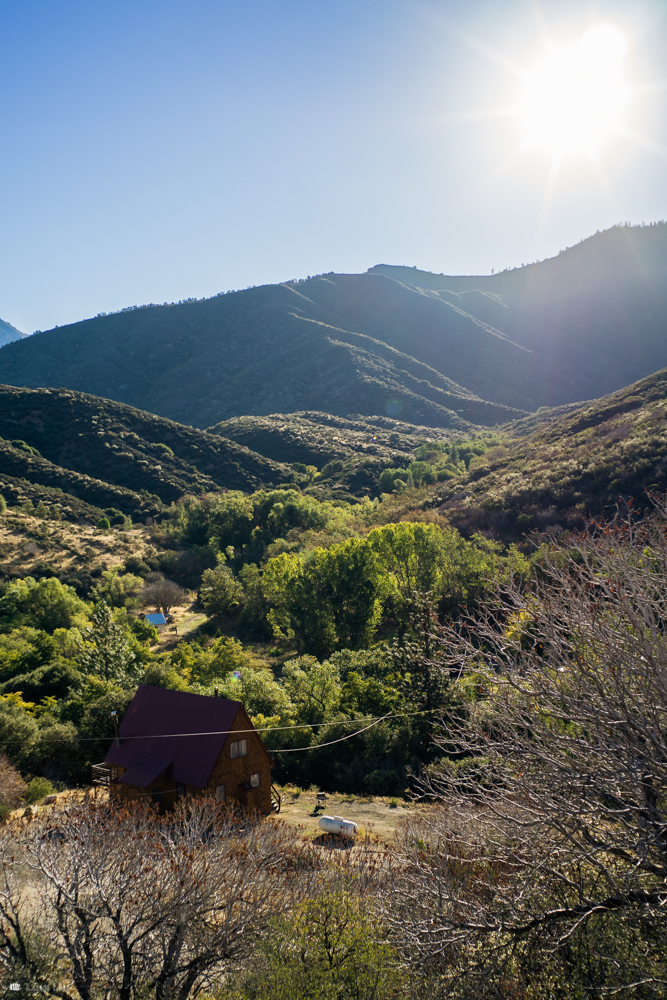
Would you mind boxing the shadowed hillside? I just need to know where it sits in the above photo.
[0,223,664,428]
[0,386,293,518]
[0,287,521,429]
[209,410,470,498]
[209,411,459,467]
[371,222,667,408]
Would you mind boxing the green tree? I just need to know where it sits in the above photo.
[264,540,384,657]
[230,886,408,1000]
[0,697,39,771]
[0,577,90,634]
[282,655,341,726]
[171,635,266,685]
[200,564,244,616]
[388,592,454,718]
[238,563,272,639]
[368,522,447,601]
[0,628,58,682]
[217,666,293,725]
[90,569,144,609]
[78,602,139,684]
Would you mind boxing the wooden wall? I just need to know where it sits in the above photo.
[109,706,273,814]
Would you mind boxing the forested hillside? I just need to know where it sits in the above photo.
[371,221,667,407]
[0,284,520,429]
[1,223,664,427]
[0,386,292,519]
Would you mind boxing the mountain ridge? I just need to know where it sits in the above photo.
[0,223,665,428]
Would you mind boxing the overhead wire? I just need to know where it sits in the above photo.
[75,709,435,743]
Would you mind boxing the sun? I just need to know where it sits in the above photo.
[517,24,629,158]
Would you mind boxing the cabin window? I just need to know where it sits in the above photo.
[250,772,261,788]
[216,784,226,801]
[110,766,118,781]
[230,739,248,759]
[177,783,185,799]
[152,787,162,805]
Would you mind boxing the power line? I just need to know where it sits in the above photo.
[267,714,390,752]
[75,709,435,742]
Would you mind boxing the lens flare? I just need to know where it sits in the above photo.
[518,24,629,157]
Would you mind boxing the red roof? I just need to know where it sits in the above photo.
[105,685,256,789]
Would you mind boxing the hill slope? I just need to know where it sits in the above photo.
[371,222,667,409]
[0,286,520,429]
[427,366,667,539]
[209,410,469,498]
[0,386,292,519]
[210,411,458,467]
[0,223,664,427]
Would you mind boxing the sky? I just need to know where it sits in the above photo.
[0,0,665,333]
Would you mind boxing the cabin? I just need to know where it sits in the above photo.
[145,613,167,633]
[101,685,277,814]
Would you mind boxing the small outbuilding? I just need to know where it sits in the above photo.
[102,685,276,814]
[145,613,167,633]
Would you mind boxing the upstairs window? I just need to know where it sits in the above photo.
[230,739,248,759]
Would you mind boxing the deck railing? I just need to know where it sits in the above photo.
[90,762,111,787]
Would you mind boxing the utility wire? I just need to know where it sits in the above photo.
[266,714,389,752]
[76,709,435,742]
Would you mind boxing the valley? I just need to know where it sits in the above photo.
[1,221,667,999]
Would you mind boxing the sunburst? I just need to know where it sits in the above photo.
[516,24,629,159]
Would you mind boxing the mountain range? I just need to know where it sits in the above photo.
[0,223,664,429]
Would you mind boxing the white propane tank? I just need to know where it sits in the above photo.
[318,815,359,838]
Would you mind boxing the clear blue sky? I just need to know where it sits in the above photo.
[1,0,665,333]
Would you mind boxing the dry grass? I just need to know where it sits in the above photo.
[0,510,153,582]
[274,785,426,844]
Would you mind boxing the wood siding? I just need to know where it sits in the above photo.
[109,706,273,814]
[206,706,272,814]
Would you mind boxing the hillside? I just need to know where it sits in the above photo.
[425,367,667,540]
[0,386,293,519]
[371,222,667,409]
[211,410,467,463]
[0,285,520,430]
[2,223,664,428]
[0,317,26,348]
[210,411,469,498]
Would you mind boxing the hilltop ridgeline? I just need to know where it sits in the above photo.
[1,223,664,428]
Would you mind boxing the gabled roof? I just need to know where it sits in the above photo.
[105,685,257,789]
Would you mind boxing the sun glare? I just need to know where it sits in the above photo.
[518,24,629,158]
